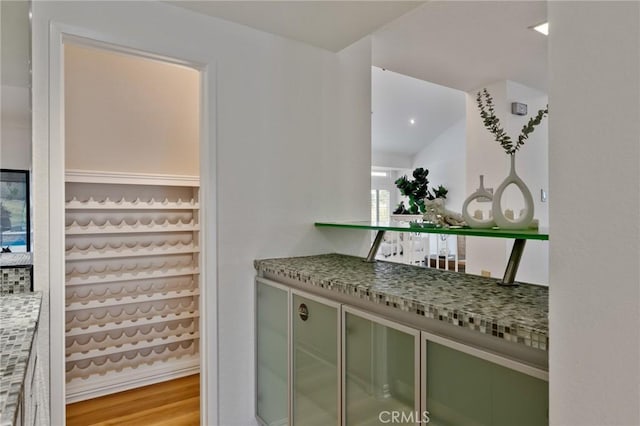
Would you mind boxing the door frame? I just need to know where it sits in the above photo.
[46,22,217,425]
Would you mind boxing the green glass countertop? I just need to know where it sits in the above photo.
[315,220,549,241]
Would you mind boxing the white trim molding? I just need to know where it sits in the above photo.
[65,169,200,187]
[35,14,217,425]
[66,358,200,403]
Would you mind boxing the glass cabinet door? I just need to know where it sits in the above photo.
[343,307,420,426]
[292,292,341,426]
[256,279,289,426]
[423,334,549,426]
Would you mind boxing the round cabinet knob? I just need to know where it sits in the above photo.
[298,303,309,321]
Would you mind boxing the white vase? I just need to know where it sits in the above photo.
[462,175,496,228]
[492,154,534,229]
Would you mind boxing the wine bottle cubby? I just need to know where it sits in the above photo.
[64,173,200,403]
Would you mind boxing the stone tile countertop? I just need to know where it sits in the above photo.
[0,293,41,426]
[0,253,33,268]
[255,253,548,352]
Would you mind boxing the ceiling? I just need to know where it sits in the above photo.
[169,1,547,93]
[373,1,548,92]
[169,1,547,162]
[372,66,465,157]
[169,1,423,52]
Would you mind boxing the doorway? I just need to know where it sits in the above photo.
[61,41,203,423]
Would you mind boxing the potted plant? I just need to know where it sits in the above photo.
[393,167,447,217]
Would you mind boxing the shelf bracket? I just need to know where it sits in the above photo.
[365,229,528,285]
[365,230,386,263]
[500,238,526,286]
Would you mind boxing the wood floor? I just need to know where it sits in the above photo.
[66,374,200,426]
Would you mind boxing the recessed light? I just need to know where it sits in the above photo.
[409,118,416,125]
[372,171,387,177]
[533,22,549,36]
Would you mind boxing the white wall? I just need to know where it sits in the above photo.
[32,2,370,425]
[465,80,549,285]
[64,44,200,175]
[0,0,30,88]
[412,119,466,210]
[1,0,31,170]
[372,150,412,169]
[549,3,640,425]
[1,85,31,169]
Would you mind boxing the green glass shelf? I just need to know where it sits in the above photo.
[315,220,549,241]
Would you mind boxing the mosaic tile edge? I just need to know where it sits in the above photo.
[255,254,548,352]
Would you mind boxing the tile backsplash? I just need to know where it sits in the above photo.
[0,267,32,294]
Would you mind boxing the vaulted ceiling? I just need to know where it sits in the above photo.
[170,1,547,93]
[373,1,548,92]
[372,67,465,157]
[169,1,548,160]
[169,1,423,52]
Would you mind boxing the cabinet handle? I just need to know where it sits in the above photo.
[298,303,309,321]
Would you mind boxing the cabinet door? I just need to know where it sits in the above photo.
[422,333,548,426]
[256,279,289,426]
[292,291,341,426]
[342,307,420,426]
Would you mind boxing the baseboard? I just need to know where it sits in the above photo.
[65,356,200,403]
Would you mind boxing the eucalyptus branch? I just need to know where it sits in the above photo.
[516,105,549,150]
[476,88,548,155]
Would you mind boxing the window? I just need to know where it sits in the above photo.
[371,189,390,223]
[371,190,377,222]
[0,169,30,252]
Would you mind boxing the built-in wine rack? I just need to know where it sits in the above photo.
[64,172,200,403]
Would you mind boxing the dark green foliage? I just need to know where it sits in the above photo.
[394,167,447,214]
[433,185,448,199]
[393,201,409,214]
[476,88,548,155]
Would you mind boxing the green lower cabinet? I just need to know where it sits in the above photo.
[343,308,420,426]
[424,338,549,426]
[292,292,341,426]
[255,278,549,426]
[256,279,289,426]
